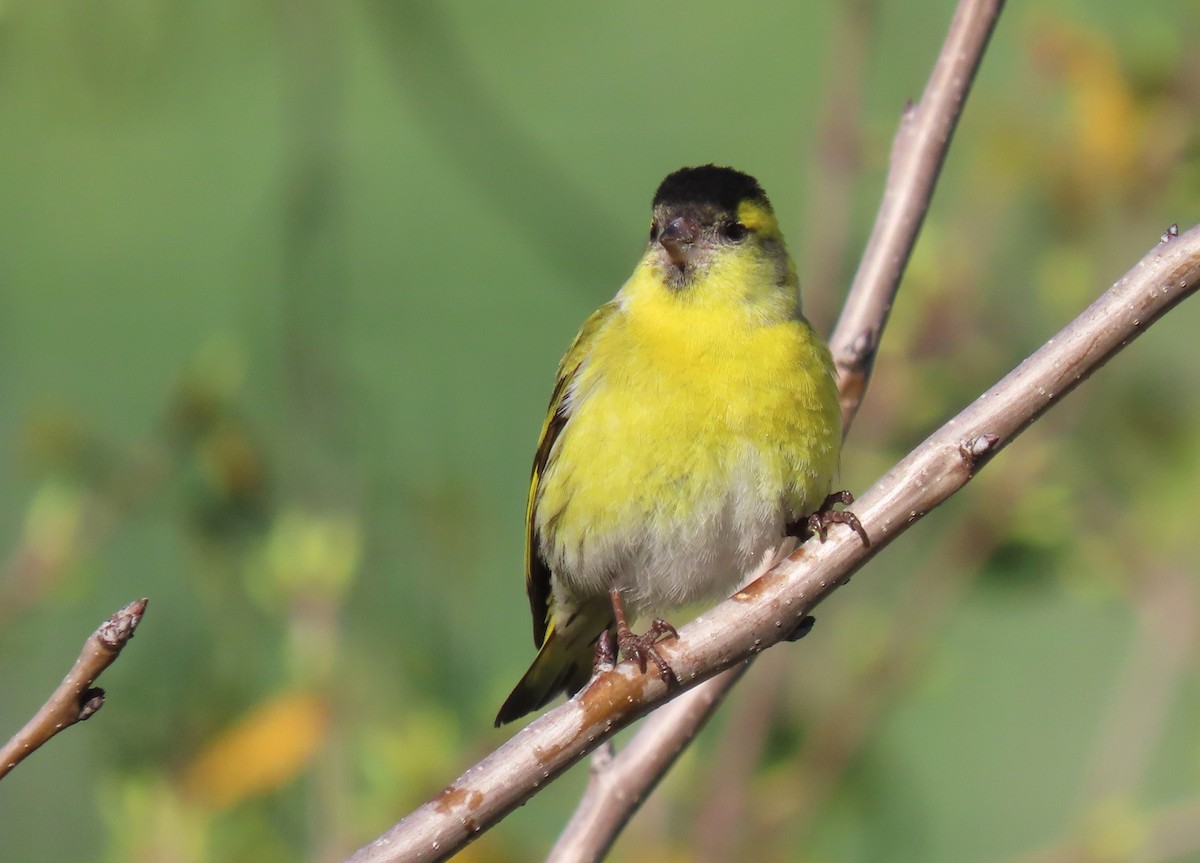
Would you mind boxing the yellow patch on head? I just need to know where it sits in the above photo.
[736,200,779,235]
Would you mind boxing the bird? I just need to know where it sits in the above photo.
[494,165,864,727]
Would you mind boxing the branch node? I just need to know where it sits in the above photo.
[785,615,817,643]
[959,432,1000,467]
[845,328,877,369]
[590,741,615,773]
[78,688,106,721]
[1161,223,1180,244]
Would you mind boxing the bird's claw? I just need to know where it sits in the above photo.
[608,588,680,687]
[616,618,679,687]
[806,490,869,547]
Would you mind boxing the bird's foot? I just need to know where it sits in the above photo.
[806,490,870,547]
[608,588,680,688]
[617,617,679,687]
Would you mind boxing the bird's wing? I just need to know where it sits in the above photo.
[525,301,618,646]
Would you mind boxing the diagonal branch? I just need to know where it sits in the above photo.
[344,223,1200,863]
[0,597,149,782]
[548,1,1006,859]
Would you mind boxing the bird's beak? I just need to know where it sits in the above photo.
[658,215,698,268]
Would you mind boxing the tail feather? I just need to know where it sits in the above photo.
[495,608,610,726]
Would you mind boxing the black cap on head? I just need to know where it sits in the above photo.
[652,165,771,214]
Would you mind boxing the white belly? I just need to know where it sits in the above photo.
[544,457,789,617]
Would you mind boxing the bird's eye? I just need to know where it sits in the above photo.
[649,223,659,243]
[722,221,748,242]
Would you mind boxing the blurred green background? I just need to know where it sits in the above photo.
[2,1,1199,861]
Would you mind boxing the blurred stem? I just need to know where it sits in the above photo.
[1008,797,1200,863]
[1079,569,1197,801]
[688,650,788,863]
[278,0,355,503]
[278,2,355,859]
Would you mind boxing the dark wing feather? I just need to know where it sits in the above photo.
[524,303,617,645]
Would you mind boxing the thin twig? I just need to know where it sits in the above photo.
[548,665,749,863]
[831,0,1007,427]
[544,1,1007,859]
[343,222,1200,863]
[0,598,148,781]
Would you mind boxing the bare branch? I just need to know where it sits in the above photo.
[0,597,148,782]
[831,0,1006,427]
[344,224,1200,863]
[546,0,1007,856]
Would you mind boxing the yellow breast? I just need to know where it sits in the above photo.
[534,264,841,608]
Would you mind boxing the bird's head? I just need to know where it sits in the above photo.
[642,165,798,313]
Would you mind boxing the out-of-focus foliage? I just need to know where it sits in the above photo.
[1,2,1198,861]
